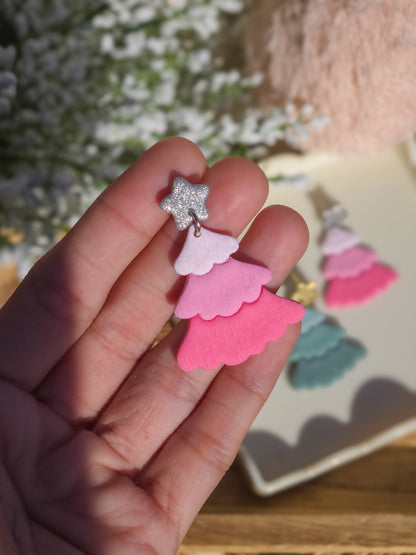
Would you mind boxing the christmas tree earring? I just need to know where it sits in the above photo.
[160,177,305,372]
[310,187,398,308]
[287,272,367,389]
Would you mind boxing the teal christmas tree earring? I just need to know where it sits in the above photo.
[286,272,367,389]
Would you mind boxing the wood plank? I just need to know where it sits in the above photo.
[201,448,416,514]
[182,433,416,552]
[183,513,416,552]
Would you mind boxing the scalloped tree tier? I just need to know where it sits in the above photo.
[290,340,367,389]
[288,307,366,389]
[178,288,304,371]
[175,258,271,320]
[325,263,398,307]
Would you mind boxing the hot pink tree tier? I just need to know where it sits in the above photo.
[321,225,398,307]
[174,227,304,371]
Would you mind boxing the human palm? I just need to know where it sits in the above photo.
[0,138,308,554]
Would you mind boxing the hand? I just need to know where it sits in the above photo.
[0,138,308,554]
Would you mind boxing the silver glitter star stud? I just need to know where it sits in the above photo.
[160,177,210,231]
[322,203,348,228]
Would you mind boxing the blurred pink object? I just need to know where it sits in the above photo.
[245,0,416,154]
[323,246,378,279]
[175,258,271,320]
[325,264,398,307]
[321,226,360,256]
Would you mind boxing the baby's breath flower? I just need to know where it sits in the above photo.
[0,0,326,275]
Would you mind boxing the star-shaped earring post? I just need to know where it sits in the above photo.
[289,272,319,306]
[322,203,348,228]
[160,177,210,231]
[291,280,319,306]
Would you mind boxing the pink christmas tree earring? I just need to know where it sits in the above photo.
[160,177,305,372]
[310,187,398,308]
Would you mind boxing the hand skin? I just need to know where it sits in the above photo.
[0,138,308,554]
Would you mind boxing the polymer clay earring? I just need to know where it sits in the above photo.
[287,273,366,389]
[310,187,398,308]
[160,177,305,372]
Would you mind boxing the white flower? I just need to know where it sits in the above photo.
[92,13,116,29]
[210,70,240,93]
[188,49,211,73]
[300,104,314,117]
[132,6,156,24]
[154,79,176,106]
[115,32,148,58]
[218,114,240,143]
[311,114,330,131]
[213,0,243,13]
[101,34,115,54]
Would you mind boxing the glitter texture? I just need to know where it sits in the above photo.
[160,177,210,230]
[322,204,348,228]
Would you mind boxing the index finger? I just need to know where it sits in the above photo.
[0,137,206,390]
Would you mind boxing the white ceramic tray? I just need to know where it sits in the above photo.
[238,144,416,496]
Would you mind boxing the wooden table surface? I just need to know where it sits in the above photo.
[1,266,415,554]
[180,432,416,554]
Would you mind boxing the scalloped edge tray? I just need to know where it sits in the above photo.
[238,144,416,496]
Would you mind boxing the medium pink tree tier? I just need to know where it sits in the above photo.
[321,225,398,307]
[174,227,304,371]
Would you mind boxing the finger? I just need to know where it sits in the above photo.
[94,205,308,474]
[141,323,301,544]
[132,206,308,538]
[37,157,270,423]
[0,138,206,390]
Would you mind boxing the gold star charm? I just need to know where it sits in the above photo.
[160,177,209,230]
[290,279,319,306]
